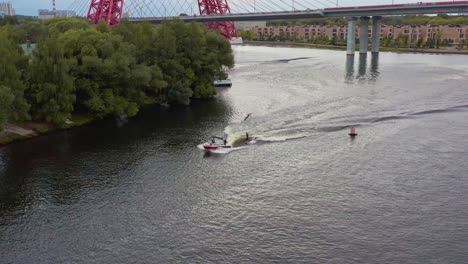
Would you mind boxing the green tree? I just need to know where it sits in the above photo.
[239,29,256,41]
[29,38,76,126]
[194,29,233,98]
[0,33,30,124]
[19,21,48,43]
[45,18,92,37]
[151,23,192,104]
[112,21,168,102]
[60,29,152,117]
[0,85,14,129]
[435,31,442,49]
[417,39,423,48]
[0,16,18,26]
[457,40,463,49]
[401,34,409,47]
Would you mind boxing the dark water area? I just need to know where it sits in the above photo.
[1,46,468,263]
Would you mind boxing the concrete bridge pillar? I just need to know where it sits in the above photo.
[359,17,370,54]
[372,16,382,53]
[346,17,357,55]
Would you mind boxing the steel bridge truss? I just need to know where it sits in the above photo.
[86,0,239,39]
[87,0,125,26]
[197,0,239,39]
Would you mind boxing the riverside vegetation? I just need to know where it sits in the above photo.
[0,18,234,143]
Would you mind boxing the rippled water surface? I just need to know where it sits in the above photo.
[1,46,468,263]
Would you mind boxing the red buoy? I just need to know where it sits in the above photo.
[349,127,357,137]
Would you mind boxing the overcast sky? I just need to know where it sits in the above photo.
[8,0,433,16]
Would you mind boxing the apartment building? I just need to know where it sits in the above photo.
[253,24,468,43]
[38,9,77,20]
[0,1,15,16]
[380,24,466,42]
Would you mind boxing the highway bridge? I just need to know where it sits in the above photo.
[130,2,468,23]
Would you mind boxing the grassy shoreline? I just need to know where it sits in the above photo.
[244,40,468,55]
[0,100,176,147]
[0,114,96,147]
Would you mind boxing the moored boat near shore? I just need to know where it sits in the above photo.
[213,79,232,87]
[229,37,243,45]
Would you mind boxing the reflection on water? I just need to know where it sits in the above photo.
[0,101,235,217]
[370,53,380,81]
[345,55,354,82]
[358,53,367,79]
[345,53,380,82]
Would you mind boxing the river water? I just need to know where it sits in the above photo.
[1,46,468,263]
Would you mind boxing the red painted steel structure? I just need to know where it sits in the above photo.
[87,0,125,26]
[86,0,238,39]
[197,0,239,39]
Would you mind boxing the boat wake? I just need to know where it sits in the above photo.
[219,101,468,151]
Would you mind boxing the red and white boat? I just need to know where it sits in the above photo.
[203,136,231,151]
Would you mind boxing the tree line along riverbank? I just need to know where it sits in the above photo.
[0,18,234,145]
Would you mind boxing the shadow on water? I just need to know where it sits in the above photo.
[370,53,380,81]
[357,53,368,79]
[345,53,380,82]
[0,98,234,215]
[345,55,355,82]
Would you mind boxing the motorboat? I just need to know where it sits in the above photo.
[229,37,243,45]
[203,136,231,150]
[213,79,232,87]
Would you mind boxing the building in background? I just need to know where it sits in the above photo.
[0,1,15,16]
[38,9,76,20]
[20,43,37,55]
[236,21,267,30]
[252,24,468,44]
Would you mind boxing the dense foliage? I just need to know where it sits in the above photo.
[0,18,233,128]
[0,33,30,128]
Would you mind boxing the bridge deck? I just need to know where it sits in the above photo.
[129,2,468,23]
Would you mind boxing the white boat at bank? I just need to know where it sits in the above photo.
[214,79,232,87]
[229,37,243,45]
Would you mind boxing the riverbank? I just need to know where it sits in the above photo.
[0,115,95,147]
[244,40,468,55]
